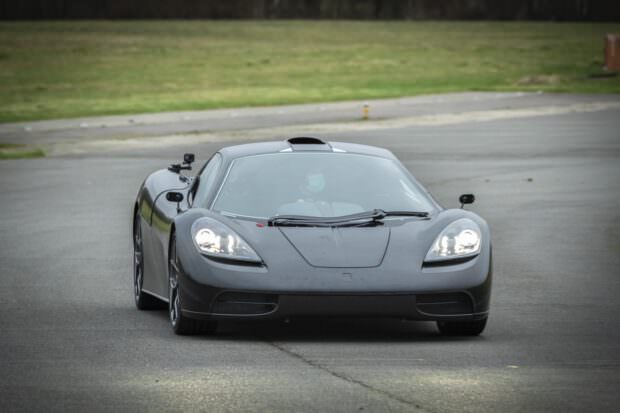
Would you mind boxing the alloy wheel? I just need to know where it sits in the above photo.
[168,236,180,327]
[133,217,144,302]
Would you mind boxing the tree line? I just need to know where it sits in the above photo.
[2,0,619,21]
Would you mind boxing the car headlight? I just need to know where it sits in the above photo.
[425,218,481,262]
[191,217,262,263]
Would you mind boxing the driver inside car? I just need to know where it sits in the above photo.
[277,169,363,217]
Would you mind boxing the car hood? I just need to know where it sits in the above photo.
[178,208,490,270]
[174,209,491,293]
[278,227,390,268]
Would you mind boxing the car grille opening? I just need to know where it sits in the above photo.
[416,293,473,316]
[212,292,278,316]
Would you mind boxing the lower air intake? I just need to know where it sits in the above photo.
[212,292,278,316]
[416,293,473,316]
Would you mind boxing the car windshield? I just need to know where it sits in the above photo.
[211,152,435,219]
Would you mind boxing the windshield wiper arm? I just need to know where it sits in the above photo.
[268,209,429,227]
[268,210,382,227]
[380,210,429,218]
[267,216,325,227]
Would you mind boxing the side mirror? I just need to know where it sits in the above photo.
[166,192,184,203]
[183,153,195,165]
[459,194,475,208]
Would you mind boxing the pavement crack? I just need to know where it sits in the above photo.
[266,341,436,413]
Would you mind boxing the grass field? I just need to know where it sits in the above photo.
[0,143,44,159]
[0,20,619,123]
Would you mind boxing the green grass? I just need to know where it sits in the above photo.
[0,143,45,159]
[0,20,619,123]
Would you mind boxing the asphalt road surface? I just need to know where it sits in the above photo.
[1,94,619,412]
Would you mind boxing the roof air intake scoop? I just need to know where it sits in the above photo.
[287,137,326,145]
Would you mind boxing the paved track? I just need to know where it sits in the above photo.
[1,94,619,412]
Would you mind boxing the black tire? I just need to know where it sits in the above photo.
[437,318,487,336]
[133,213,163,310]
[168,233,218,335]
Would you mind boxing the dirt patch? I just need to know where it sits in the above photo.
[517,75,561,86]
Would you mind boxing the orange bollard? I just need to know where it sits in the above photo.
[605,34,620,71]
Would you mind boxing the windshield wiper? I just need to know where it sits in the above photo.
[380,210,430,218]
[267,209,429,227]
[268,210,381,227]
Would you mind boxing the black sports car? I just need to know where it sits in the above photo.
[132,137,492,335]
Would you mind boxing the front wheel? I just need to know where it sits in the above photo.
[437,318,487,336]
[168,234,218,335]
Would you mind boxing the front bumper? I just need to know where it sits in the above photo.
[175,220,493,322]
[181,290,489,321]
[172,204,493,322]
[177,256,492,322]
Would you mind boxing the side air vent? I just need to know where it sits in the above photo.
[287,136,326,145]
